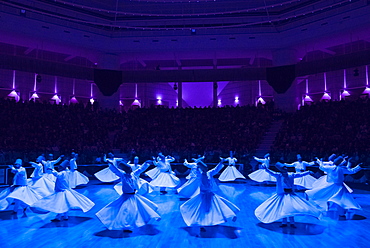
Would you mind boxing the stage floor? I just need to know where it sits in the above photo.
[1,179,369,248]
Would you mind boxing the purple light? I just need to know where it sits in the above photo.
[70,96,78,104]
[132,99,140,106]
[218,99,222,106]
[51,94,61,104]
[363,87,370,94]
[304,95,313,102]
[30,92,39,99]
[321,92,331,100]
[341,90,350,97]
[90,98,95,104]
[8,90,19,97]
[257,97,266,105]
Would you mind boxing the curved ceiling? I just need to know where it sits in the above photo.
[0,0,370,72]
[1,0,364,31]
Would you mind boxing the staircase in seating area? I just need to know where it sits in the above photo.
[252,119,284,169]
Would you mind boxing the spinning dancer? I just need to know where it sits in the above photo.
[96,160,161,232]
[283,154,317,190]
[147,153,180,194]
[32,159,95,222]
[114,156,154,195]
[249,153,276,183]
[176,158,202,198]
[218,151,246,182]
[255,162,321,227]
[94,153,124,183]
[69,152,89,188]
[311,154,337,189]
[180,158,239,233]
[305,156,362,219]
[28,155,55,197]
[0,159,42,214]
[41,154,64,182]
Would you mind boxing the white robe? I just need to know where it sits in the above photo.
[96,163,161,230]
[180,162,240,226]
[255,169,321,223]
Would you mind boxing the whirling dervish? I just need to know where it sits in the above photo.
[113,156,154,195]
[283,154,317,190]
[32,159,95,222]
[96,160,161,232]
[180,158,239,234]
[0,159,42,214]
[305,156,362,219]
[147,153,180,194]
[94,153,125,183]
[177,157,203,198]
[28,155,55,197]
[68,152,89,188]
[249,153,276,183]
[255,162,321,227]
[218,151,246,182]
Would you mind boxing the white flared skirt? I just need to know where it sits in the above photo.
[32,189,95,213]
[69,170,89,188]
[114,178,154,195]
[294,174,317,190]
[255,192,321,223]
[218,166,246,182]
[27,176,55,197]
[306,183,361,210]
[94,167,119,182]
[177,177,201,198]
[149,172,180,188]
[312,175,353,193]
[96,193,161,230]
[0,185,42,210]
[145,167,161,179]
[248,169,277,183]
[43,173,57,182]
[180,191,240,226]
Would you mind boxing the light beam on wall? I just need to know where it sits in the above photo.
[34,74,38,92]
[12,70,16,89]
[55,76,58,94]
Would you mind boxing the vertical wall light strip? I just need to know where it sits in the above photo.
[324,72,327,91]
[305,79,309,93]
[90,83,93,97]
[12,70,16,89]
[34,73,37,91]
[258,80,262,96]
[135,83,138,98]
[54,76,58,93]
[73,79,76,95]
[343,69,347,88]
[366,65,369,86]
